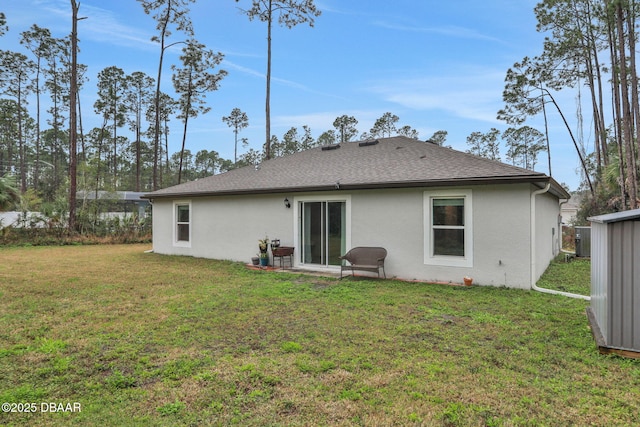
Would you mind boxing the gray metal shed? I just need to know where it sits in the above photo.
[586,209,640,358]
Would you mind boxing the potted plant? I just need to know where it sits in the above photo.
[259,252,269,266]
[258,236,270,266]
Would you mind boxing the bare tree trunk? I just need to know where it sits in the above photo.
[585,50,602,172]
[77,91,87,198]
[615,1,637,208]
[152,8,171,191]
[593,45,608,167]
[540,88,552,177]
[265,0,272,160]
[17,82,26,192]
[165,116,171,188]
[584,0,608,170]
[627,0,639,205]
[135,104,141,192]
[35,61,41,192]
[78,92,85,160]
[96,119,107,200]
[178,105,191,185]
[545,89,594,195]
[234,128,238,164]
[607,6,627,208]
[112,86,118,189]
[152,56,162,190]
[69,0,80,232]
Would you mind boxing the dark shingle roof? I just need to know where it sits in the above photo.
[144,136,569,199]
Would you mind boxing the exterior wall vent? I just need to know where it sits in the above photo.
[321,144,340,151]
[358,139,379,147]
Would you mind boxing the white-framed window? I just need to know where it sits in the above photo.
[424,189,473,268]
[173,201,191,247]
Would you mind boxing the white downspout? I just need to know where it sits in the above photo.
[530,183,590,301]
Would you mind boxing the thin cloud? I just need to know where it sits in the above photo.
[274,111,339,129]
[224,61,265,79]
[373,21,507,44]
[313,1,363,16]
[366,68,507,124]
[22,0,157,51]
[223,61,312,91]
[78,5,156,50]
[224,60,345,100]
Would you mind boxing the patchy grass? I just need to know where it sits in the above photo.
[0,245,638,426]
[536,254,591,296]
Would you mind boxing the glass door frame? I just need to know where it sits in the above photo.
[293,194,351,270]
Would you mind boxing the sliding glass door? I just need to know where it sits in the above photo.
[300,201,346,266]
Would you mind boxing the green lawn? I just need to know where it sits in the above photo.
[0,245,638,426]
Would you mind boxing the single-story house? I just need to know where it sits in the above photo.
[143,136,569,289]
[560,192,582,225]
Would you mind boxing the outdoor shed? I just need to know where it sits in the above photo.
[587,208,640,358]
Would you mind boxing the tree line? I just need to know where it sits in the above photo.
[465,126,548,172]
[0,1,426,215]
[3,0,638,231]
[498,0,640,218]
[1,2,228,199]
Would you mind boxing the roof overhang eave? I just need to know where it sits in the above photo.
[142,174,556,200]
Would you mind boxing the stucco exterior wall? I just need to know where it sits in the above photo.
[151,194,296,261]
[150,183,561,289]
[151,200,174,253]
[534,190,562,282]
[347,185,533,288]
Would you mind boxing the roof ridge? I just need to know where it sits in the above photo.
[144,134,563,199]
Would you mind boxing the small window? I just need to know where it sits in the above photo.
[424,190,473,268]
[432,198,465,256]
[174,202,191,246]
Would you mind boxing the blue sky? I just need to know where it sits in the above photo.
[2,0,586,190]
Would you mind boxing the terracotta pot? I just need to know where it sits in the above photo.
[463,277,473,286]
